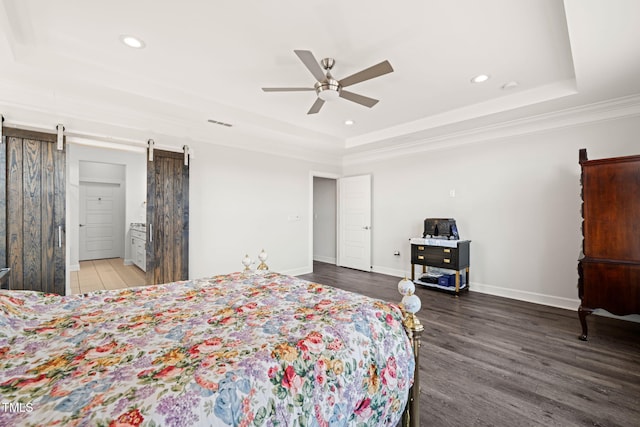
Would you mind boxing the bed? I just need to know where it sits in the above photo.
[0,271,416,426]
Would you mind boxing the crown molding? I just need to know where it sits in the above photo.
[345,79,578,149]
[342,93,640,166]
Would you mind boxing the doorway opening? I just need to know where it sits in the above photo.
[78,162,126,261]
[309,172,373,274]
[313,176,337,265]
[68,143,147,294]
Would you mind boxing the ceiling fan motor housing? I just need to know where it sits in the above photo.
[321,58,335,70]
[315,78,340,101]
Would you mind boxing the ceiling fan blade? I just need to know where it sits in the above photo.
[294,50,326,82]
[339,60,394,88]
[262,87,315,92]
[339,90,379,108]
[307,98,325,114]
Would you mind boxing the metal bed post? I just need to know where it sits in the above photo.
[402,312,423,427]
[398,276,423,427]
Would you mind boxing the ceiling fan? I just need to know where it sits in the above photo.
[262,50,394,114]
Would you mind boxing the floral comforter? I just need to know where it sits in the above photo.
[0,272,414,426]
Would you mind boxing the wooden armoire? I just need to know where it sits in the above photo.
[578,149,640,340]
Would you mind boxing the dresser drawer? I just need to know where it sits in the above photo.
[580,260,640,315]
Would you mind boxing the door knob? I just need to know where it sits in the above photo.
[79,224,85,227]
[363,226,370,230]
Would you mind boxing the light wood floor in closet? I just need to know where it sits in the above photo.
[70,258,145,294]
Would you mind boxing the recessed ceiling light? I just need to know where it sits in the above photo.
[471,74,490,83]
[120,35,145,49]
[345,119,354,126]
[502,81,519,90]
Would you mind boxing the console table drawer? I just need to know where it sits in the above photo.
[412,245,458,267]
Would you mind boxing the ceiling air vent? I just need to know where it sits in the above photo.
[207,119,233,127]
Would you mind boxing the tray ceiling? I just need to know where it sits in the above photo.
[0,0,639,162]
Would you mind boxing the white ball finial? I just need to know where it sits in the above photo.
[242,254,252,271]
[402,294,421,314]
[257,249,269,271]
[398,277,415,296]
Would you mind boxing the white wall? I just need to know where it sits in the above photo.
[67,144,147,272]
[188,141,340,278]
[64,137,340,290]
[79,161,125,182]
[343,115,640,311]
[313,177,337,263]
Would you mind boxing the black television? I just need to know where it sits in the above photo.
[423,218,459,240]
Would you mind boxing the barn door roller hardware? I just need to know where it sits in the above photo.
[56,124,64,151]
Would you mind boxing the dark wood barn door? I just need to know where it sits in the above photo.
[1,127,65,294]
[146,149,189,285]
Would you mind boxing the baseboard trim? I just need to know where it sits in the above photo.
[470,281,580,311]
[313,255,336,264]
[372,266,407,278]
[591,310,640,323]
[372,264,583,312]
[284,266,313,277]
[69,264,80,272]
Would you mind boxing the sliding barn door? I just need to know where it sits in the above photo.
[0,127,65,294]
[146,149,189,285]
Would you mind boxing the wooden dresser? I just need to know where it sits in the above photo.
[578,149,640,340]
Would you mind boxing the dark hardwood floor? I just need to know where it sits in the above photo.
[299,262,640,427]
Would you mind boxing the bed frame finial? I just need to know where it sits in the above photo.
[257,249,269,271]
[398,277,423,427]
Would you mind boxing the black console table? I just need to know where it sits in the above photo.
[410,240,471,296]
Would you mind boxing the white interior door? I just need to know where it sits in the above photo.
[79,182,123,261]
[338,174,372,271]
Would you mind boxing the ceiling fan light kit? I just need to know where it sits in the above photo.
[262,50,394,114]
[315,79,340,101]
